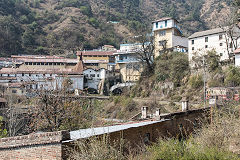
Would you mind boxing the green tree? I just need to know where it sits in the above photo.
[224,66,240,87]
[0,116,7,138]
[0,15,23,56]
[155,52,189,86]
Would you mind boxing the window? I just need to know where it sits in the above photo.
[156,22,158,28]
[205,45,208,48]
[230,42,233,48]
[192,40,194,45]
[90,74,95,77]
[192,47,194,50]
[119,55,123,61]
[165,20,167,27]
[22,73,24,76]
[159,40,167,46]
[12,90,17,94]
[219,34,223,40]
[220,43,223,46]
[144,133,151,145]
[205,37,208,42]
[159,30,166,36]
[97,74,100,77]
[220,53,223,56]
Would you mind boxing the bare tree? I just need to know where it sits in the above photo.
[135,35,155,73]
[218,2,240,62]
[28,88,95,132]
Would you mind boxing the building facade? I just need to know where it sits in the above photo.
[188,27,240,68]
[114,43,144,82]
[152,17,188,57]
[76,50,115,70]
[0,56,84,95]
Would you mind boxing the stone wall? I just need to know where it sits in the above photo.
[104,108,210,147]
[0,131,69,160]
[0,108,210,160]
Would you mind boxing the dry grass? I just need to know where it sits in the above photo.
[194,104,240,153]
[67,136,126,160]
[68,104,240,159]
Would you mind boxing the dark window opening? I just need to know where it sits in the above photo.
[12,90,17,93]
[205,37,208,42]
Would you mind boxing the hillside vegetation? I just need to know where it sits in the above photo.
[0,0,235,56]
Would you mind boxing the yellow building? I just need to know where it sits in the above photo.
[76,51,115,70]
[152,17,188,57]
[114,44,144,82]
[117,63,144,82]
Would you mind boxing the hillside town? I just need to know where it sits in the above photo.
[0,15,240,159]
[0,17,240,97]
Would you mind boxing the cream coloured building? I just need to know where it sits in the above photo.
[188,27,240,68]
[76,50,115,70]
[152,17,188,57]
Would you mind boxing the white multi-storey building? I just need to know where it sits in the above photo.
[188,27,240,68]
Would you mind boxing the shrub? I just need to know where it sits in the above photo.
[145,138,239,160]
[188,74,203,89]
[0,116,7,138]
[80,6,92,16]
[224,66,240,87]
[88,17,99,28]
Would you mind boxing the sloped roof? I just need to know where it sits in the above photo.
[69,119,169,140]
[0,66,83,75]
[234,48,240,54]
[188,28,225,39]
[11,55,78,63]
[73,61,84,74]
[76,51,114,56]
[152,17,179,23]
[0,98,7,103]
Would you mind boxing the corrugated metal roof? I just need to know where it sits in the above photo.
[188,28,225,39]
[70,120,168,140]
